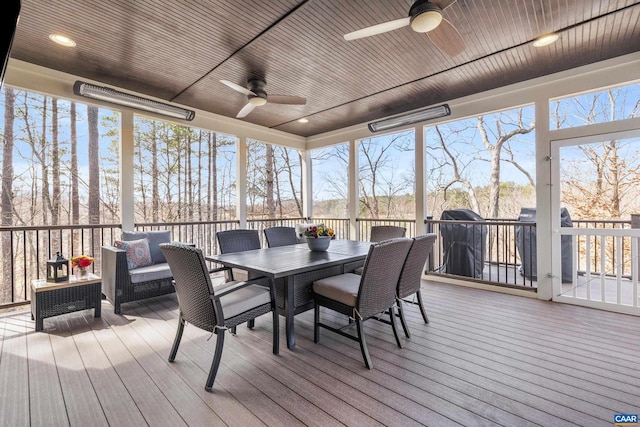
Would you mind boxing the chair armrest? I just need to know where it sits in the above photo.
[101,245,127,284]
[101,245,132,312]
[208,265,231,274]
[172,241,196,247]
[214,275,272,298]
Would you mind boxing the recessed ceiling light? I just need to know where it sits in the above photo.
[49,34,76,47]
[532,33,559,48]
[297,118,309,123]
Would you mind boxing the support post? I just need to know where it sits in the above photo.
[120,111,135,231]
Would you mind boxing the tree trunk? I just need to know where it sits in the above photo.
[70,102,79,225]
[41,96,51,225]
[211,133,218,220]
[1,88,15,302]
[186,132,193,220]
[51,98,60,225]
[87,106,100,258]
[197,130,202,221]
[151,121,159,222]
[609,141,621,217]
[266,144,275,217]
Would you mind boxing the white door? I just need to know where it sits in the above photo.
[550,129,640,315]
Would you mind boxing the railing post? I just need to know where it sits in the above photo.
[631,214,640,278]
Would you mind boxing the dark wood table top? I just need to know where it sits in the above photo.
[206,240,371,279]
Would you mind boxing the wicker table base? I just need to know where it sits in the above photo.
[31,274,102,331]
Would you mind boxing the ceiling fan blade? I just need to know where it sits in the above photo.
[427,18,465,56]
[344,17,410,41]
[267,95,307,105]
[220,80,256,96]
[236,102,256,118]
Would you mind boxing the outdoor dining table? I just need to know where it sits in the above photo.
[206,239,372,350]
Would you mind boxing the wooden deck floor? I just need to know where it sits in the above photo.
[1,281,639,426]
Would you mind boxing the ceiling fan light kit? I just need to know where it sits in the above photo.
[368,103,450,132]
[343,0,465,57]
[409,1,443,32]
[220,78,306,118]
[249,96,267,106]
[73,81,195,121]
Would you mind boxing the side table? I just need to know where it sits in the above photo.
[31,274,102,331]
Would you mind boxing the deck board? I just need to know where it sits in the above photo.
[1,281,639,427]
[48,316,109,427]
[0,309,30,427]
[25,329,69,426]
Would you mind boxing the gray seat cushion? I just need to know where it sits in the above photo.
[313,273,361,307]
[122,230,171,264]
[353,266,364,275]
[128,263,173,284]
[220,284,271,319]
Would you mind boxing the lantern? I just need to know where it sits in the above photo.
[47,252,69,283]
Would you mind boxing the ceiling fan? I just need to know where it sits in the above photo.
[343,0,465,57]
[220,79,306,118]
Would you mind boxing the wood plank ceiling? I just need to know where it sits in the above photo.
[10,0,640,137]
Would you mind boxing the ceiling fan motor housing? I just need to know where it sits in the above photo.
[247,79,268,105]
[409,0,443,33]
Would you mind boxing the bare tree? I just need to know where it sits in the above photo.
[265,144,275,217]
[358,132,413,218]
[151,120,159,222]
[558,87,640,220]
[70,102,79,224]
[1,88,15,301]
[427,107,535,219]
[51,98,61,225]
[87,106,100,256]
[477,110,535,219]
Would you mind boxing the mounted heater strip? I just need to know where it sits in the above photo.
[368,104,450,132]
[73,81,195,121]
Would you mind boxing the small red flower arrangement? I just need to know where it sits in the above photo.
[71,254,94,269]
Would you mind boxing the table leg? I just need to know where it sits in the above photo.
[94,284,102,318]
[285,276,296,350]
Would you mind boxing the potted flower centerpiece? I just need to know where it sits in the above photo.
[71,254,94,279]
[304,225,335,251]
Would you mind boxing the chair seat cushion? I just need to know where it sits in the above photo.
[353,266,364,275]
[129,263,173,283]
[220,284,271,318]
[313,273,361,307]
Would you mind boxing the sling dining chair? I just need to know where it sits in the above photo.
[395,234,437,338]
[312,238,412,369]
[160,243,279,391]
[264,226,298,248]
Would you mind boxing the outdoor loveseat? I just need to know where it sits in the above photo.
[101,230,178,314]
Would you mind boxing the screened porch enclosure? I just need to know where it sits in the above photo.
[1,54,640,315]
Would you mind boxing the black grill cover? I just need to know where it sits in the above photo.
[439,209,487,278]
[516,207,573,282]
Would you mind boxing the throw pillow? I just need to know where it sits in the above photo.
[115,238,153,270]
[122,230,171,264]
